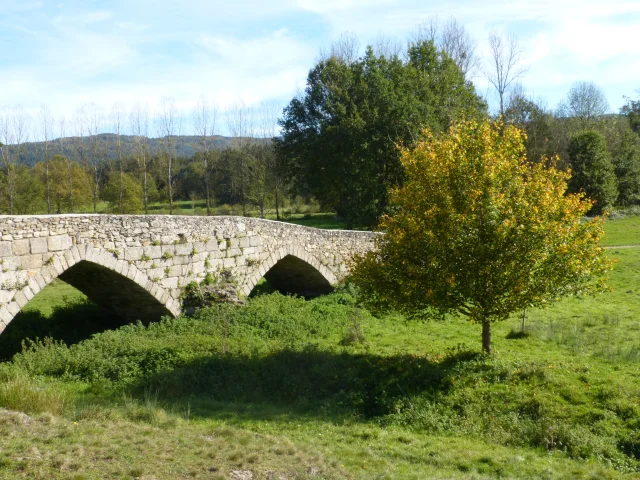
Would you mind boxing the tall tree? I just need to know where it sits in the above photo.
[227,100,255,217]
[130,103,151,214]
[193,95,217,215]
[352,120,612,354]
[413,16,480,78]
[486,31,527,117]
[111,103,126,214]
[57,117,77,213]
[0,106,31,214]
[85,103,104,213]
[504,84,554,163]
[277,39,486,228]
[557,81,609,122]
[567,131,618,215]
[156,97,180,214]
[39,105,54,214]
[621,89,640,134]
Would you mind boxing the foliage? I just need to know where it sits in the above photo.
[0,164,46,214]
[557,81,609,122]
[567,131,619,214]
[504,90,554,163]
[38,155,92,213]
[608,123,640,206]
[621,93,640,135]
[102,171,144,213]
[351,119,613,353]
[277,40,486,228]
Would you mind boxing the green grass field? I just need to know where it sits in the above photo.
[0,216,639,479]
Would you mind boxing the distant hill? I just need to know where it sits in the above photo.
[3,134,265,167]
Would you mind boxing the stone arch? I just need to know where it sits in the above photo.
[0,244,178,335]
[242,244,338,298]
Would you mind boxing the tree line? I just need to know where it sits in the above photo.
[0,99,287,218]
[1,18,639,227]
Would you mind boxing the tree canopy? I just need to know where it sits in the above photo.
[351,120,612,354]
[567,131,618,215]
[277,40,486,228]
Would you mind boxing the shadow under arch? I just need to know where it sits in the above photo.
[58,260,173,323]
[243,245,337,298]
[0,245,179,338]
[0,246,177,359]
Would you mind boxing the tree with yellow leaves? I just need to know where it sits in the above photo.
[351,119,613,354]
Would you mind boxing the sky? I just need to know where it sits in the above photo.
[1,0,639,138]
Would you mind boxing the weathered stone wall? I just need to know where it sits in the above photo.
[0,215,377,334]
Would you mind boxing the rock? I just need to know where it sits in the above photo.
[229,471,253,480]
[181,282,245,314]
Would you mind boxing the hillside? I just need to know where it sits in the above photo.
[5,134,267,166]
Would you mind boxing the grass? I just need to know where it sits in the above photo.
[601,215,640,246]
[0,217,639,478]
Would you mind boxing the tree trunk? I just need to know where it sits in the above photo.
[521,307,527,334]
[275,184,280,221]
[204,154,211,216]
[482,319,492,354]
[168,155,173,215]
[143,169,148,215]
[46,160,51,214]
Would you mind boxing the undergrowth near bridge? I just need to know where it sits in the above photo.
[0,218,639,478]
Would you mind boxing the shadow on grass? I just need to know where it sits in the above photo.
[127,347,481,420]
[0,299,129,362]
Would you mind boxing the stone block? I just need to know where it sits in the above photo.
[2,256,20,271]
[175,244,192,256]
[12,239,30,256]
[143,245,162,259]
[30,237,48,254]
[6,301,20,317]
[161,277,179,289]
[0,290,15,303]
[20,254,43,270]
[48,235,72,252]
[124,247,144,261]
[239,237,250,248]
[223,257,236,268]
[249,235,262,247]
[0,242,12,257]
[13,291,28,308]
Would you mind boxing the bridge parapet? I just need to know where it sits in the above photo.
[0,215,377,334]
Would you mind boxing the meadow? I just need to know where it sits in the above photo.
[0,213,639,479]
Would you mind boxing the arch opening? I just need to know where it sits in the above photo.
[254,254,333,298]
[58,260,172,323]
[0,259,173,360]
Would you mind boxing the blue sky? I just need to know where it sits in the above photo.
[2,0,640,137]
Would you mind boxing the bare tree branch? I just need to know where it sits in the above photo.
[486,31,528,117]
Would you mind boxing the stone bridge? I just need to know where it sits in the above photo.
[0,215,377,335]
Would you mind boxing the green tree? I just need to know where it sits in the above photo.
[102,172,143,213]
[351,120,612,354]
[277,40,486,228]
[34,155,91,213]
[504,85,554,163]
[621,91,640,135]
[567,131,618,214]
[596,117,640,206]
